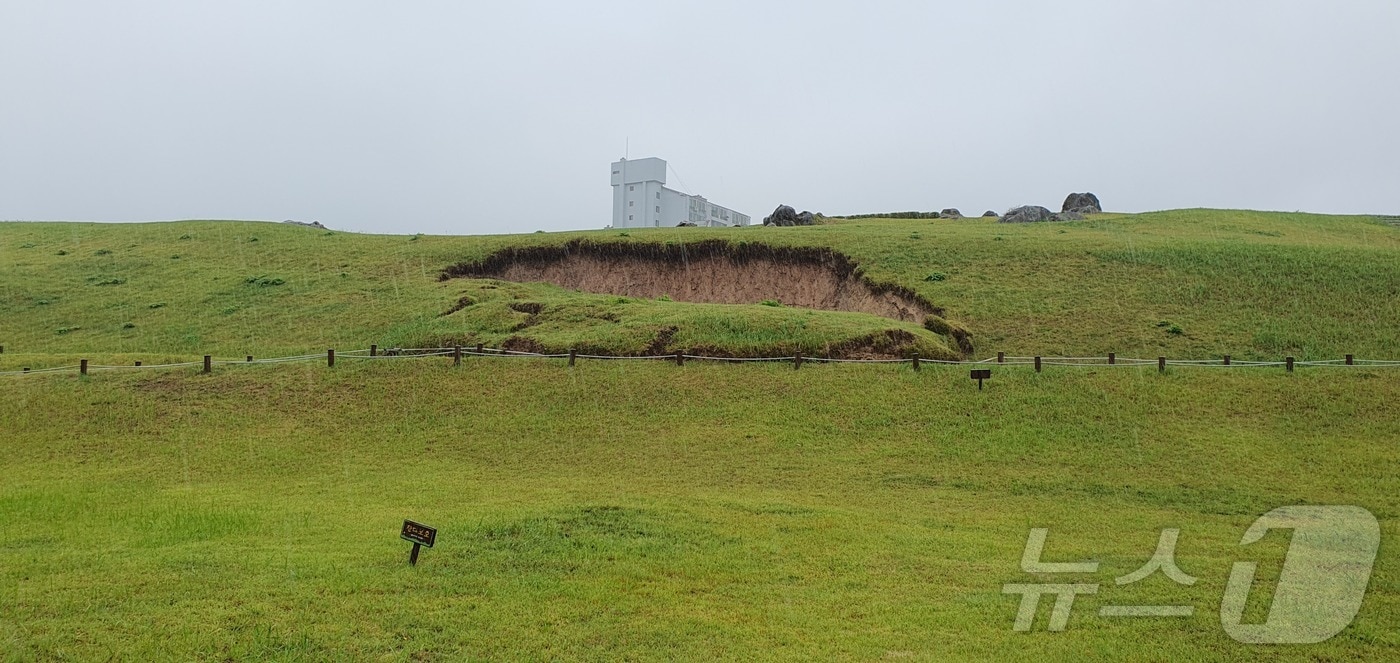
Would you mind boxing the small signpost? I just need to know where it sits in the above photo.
[970,369,991,390]
[400,519,437,566]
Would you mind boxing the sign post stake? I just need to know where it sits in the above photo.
[969,369,991,390]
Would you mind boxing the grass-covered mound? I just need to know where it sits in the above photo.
[2,209,1397,363]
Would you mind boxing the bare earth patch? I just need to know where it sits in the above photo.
[440,239,972,354]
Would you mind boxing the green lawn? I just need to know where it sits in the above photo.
[2,359,1397,660]
[2,210,1397,361]
[2,211,1398,660]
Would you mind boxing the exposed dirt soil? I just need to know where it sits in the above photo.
[442,239,941,324]
[439,296,476,317]
[439,239,974,356]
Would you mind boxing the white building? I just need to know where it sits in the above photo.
[610,157,750,229]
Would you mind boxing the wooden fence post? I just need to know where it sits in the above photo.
[134,361,142,367]
[475,343,484,356]
[675,351,684,367]
[1108,352,1115,365]
[80,359,88,376]
[327,349,335,368]
[1158,356,1166,373]
[1286,356,1294,372]
[1346,354,1354,365]
[22,367,29,373]
[911,352,920,372]
[370,344,377,357]
[246,355,253,363]
[203,355,212,373]
[568,348,576,367]
[1034,356,1041,372]
[454,346,462,366]
[997,352,1005,364]
[794,352,803,370]
[1223,355,1231,366]
[0,345,4,354]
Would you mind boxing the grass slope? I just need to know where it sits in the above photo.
[2,211,1398,660]
[2,360,1397,660]
[2,209,1397,362]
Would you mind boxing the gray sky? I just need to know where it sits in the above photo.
[2,1,1397,234]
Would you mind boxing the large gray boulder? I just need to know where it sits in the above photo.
[982,210,998,218]
[1061,192,1102,214]
[999,205,1055,223]
[763,205,815,226]
[1050,211,1086,221]
[940,208,964,219]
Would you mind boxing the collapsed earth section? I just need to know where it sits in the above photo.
[441,239,972,355]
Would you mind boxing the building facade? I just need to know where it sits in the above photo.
[610,157,750,229]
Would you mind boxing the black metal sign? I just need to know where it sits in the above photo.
[401,520,437,565]
[401,520,436,547]
[970,369,991,390]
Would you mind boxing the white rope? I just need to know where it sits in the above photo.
[0,365,80,376]
[806,357,909,364]
[682,355,795,362]
[88,362,200,370]
[573,353,674,360]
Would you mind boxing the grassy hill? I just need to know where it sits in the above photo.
[3,209,1397,365]
[2,210,1399,660]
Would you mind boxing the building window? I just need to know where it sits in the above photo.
[629,215,633,220]
[655,206,660,213]
[629,201,634,207]
[628,185,634,191]
[656,192,660,199]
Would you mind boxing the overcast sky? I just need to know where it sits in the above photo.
[2,1,1397,234]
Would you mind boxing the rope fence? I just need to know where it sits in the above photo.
[2,344,1398,378]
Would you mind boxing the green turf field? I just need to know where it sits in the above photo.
[1,211,1397,660]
